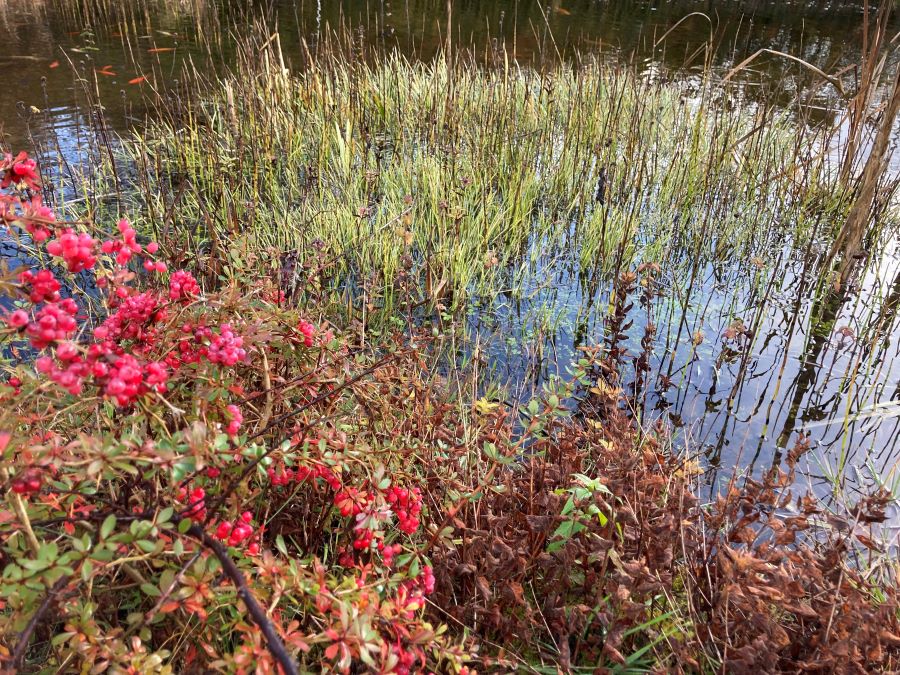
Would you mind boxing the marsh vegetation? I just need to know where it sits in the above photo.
[3,0,900,672]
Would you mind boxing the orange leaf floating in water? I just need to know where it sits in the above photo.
[96,69,117,76]
[148,47,175,53]
[128,76,147,85]
[49,61,60,69]
[554,7,571,15]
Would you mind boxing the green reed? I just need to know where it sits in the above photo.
[123,34,849,322]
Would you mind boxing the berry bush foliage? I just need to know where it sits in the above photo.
[0,152,467,674]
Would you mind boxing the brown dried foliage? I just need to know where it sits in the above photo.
[424,395,900,673]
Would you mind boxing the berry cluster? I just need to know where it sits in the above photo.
[100,219,144,266]
[143,258,168,273]
[25,300,78,349]
[207,324,247,366]
[33,336,170,402]
[420,565,435,595]
[331,481,425,566]
[104,354,169,405]
[267,463,343,491]
[46,229,98,273]
[214,511,259,554]
[378,541,404,566]
[18,195,54,243]
[298,320,316,347]
[12,275,246,408]
[19,269,61,304]
[385,486,422,535]
[36,349,89,395]
[390,640,419,675]
[94,292,161,343]
[1,151,40,190]
[5,376,22,395]
[142,241,167,273]
[225,404,243,436]
[169,270,200,301]
[10,468,42,496]
[5,310,28,328]
[177,486,207,522]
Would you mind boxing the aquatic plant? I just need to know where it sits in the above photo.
[126,36,854,321]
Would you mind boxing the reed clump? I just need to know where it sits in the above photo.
[125,36,850,325]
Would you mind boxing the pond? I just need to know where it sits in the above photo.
[2,0,894,151]
[2,0,900,507]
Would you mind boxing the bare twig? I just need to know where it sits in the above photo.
[187,525,298,675]
[8,576,69,671]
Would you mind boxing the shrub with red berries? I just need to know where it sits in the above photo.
[0,152,467,674]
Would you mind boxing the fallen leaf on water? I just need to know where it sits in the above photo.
[96,69,117,76]
[148,47,175,53]
[129,76,147,85]
[49,60,60,69]
[554,7,572,15]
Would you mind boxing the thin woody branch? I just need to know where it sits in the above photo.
[188,525,298,675]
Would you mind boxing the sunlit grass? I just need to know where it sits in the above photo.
[125,42,851,324]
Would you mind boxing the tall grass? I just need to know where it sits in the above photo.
[124,33,850,324]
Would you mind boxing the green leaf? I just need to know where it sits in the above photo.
[159,569,175,592]
[483,442,499,461]
[172,458,196,483]
[275,535,288,556]
[136,539,157,553]
[20,558,50,572]
[90,547,115,562]
[100,514,117,539]
[140,583,161,598]
[178,518,192,534]
[157,507,174,525]
[51,632,75,647]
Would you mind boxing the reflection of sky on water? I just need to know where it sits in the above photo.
[466,223,900,503]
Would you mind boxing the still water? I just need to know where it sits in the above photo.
[2,0,900,503]
[1,0,893,151]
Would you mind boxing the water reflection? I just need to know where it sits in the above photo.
[2,0,896,153]
[467,219,900,501]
